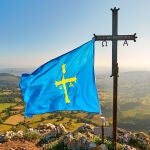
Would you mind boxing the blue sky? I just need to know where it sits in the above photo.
[0,0,150,72]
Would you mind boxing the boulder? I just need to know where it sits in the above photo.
[63,133,74,145]
[5,131,16,139]
[57,124,67,135]
[67,139,78,150]
[16,130,24,138]
[77,136,89,149]
[88,142,97,149]
[28,128,34,132]
[37,123,47,130]
[77,123,94,134]
[0,135,7,143]
[45,123,55,130]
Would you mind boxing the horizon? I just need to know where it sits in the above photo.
[0,66,149,77]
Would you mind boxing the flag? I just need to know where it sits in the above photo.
[20,39,101,117]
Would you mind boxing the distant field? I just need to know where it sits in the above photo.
[0,91,12,95]
[0,124,12,133]
[0,72,150,133]
[4,114,24,125]
[0,103,16,113]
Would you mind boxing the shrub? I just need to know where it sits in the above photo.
[93,136,102,145]
[0,117,3,123]
[104,139,113,150]
[44,140,66,150]
[24,132,42,141]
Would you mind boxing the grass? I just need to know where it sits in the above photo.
[0,103,16,113]
[23,111,101,132]
[0,91,12,95]
[0,101,110,133]
[0,124,13,133]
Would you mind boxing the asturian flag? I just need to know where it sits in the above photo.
[20,39,101,117]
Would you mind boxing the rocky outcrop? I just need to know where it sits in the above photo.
[0,135,7,143]
[5,130,24,140]
[63,132,96,150]
[37,123,67,146]
[117,128,150,145]
[37,123,55,130]
[61,124,98,149]
[77,123,94,134]
[0,123,149,150]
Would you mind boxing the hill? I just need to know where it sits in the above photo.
[0,68,33,76]
[0,73,20,89]
[0,71,150,132]
[96,71,150,132]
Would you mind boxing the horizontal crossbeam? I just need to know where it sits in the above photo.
[94,33,137,42]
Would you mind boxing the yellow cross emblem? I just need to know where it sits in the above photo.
[55,64,77,103]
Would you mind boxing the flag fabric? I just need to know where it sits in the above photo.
[20,39,101,117]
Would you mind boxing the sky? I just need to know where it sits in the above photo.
[0,0,150,72]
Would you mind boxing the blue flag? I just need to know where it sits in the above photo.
[20,39,101,117]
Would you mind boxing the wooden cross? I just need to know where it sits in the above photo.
[94,7,137,149]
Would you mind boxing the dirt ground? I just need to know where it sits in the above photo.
[0,140,42,150]
[4,114,24,125]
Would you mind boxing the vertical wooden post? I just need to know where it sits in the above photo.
[111,7,119,150]
[101,116,105,143]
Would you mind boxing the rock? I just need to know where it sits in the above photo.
[57,123,67,135]
[92,144,108,150]
[46,123,55,130]
[77,123,94,134]
[37,123,47,130]
[50,127,58,137]
[37,123,67,146]
[16,130,24,138]
[63,133,74,145]
[49,123,67,137]
[5,131,16,139]
[9,147,26,150]
[64,132,92,150]
[64,133,87,150]
[0,135,7,143]
[77,136,89,149]
[28,128,34,132]
[5,131,24,140]
[101,144,108,150]
[88,142,97,149]
[39,129,47,133]
[123,144,136,150]
[67,139,78,150]
[19,147,26,150]
[9,148,15,150]
[91,145,102,150]
[86,131,94,139]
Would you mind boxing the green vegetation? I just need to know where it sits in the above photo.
[0,73,19,90]
[0,71,150,133]
[24,132,42,141]
[96,71,150,132]
[0,103,16,113]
